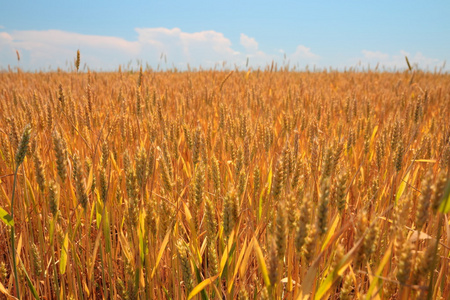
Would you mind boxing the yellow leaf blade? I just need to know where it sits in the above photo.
[395,170,410,204]
[253,238,270,287]
[60,232,69,274]
[151,228,172,278]
[187,275,219,300]
[0,206,14,226]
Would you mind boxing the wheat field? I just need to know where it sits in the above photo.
[0,65,449,299]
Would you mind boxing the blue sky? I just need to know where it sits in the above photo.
[1,0,449,71]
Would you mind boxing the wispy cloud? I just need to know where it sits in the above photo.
[136,27,240,68]
[0,29,140,70]
[240,33,258,53]
[289,45,320,64]
[355,49,444,71]
[0,27,320,70]
[361,50,389,60]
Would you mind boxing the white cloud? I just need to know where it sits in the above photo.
[0,29,140,70]
[410,52,441,68]
[0,32,15,58]
[240,33,258,53]
[357,49,443,71]
[136,27,240,68]
[288,45,320,67]
[1,27,445,72]
[362,50,389,60]
[0,32,12,42]
[0,27,319,71]
[12,30,140,54]
[0,25,5,29]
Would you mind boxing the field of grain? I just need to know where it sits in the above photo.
[0,67,449,299]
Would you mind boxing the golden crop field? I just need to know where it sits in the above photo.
[0,66,449,300]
